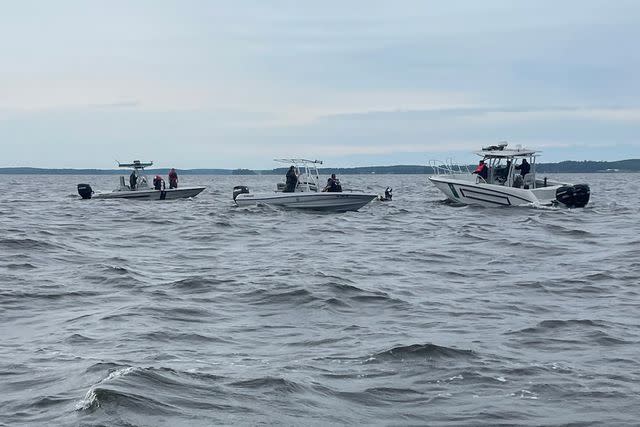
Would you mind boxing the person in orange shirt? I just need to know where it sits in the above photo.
[472,160,488,180]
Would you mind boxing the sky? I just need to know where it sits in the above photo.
[0,0,639,169]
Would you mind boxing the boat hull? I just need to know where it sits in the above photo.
[92,186,206,200]
[234,192,377,212]
[429,176,558,207]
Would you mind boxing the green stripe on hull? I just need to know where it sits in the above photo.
[448,183,460,198]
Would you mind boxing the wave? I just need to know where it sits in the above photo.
[136,331,232,344]
[0,290,102,301]
[325,284,407,306]
[249,288,320,306]
[361,386,427,403]
[0,237,61,251]
[369,343,476,362]
[64,333,96,344]
[77,386,177,414]
[167,277,236,292]
[229,377,305,394]
[84,362,128,374]
[543,223,594,237]
[508,319,608,335]
[76,366,229,414]
[326,282,366,294]
[4,262,38,270]
[323,297,351,308]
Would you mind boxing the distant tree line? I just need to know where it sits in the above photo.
[231,168,257,175]
[1,159,639,174]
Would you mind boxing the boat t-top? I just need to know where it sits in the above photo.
[77,160,206,200]
[428,143,590,208]
[233,159,378,212]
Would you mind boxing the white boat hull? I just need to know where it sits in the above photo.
[429,176,561,207]
[234,192,377,212]
[428,144,590,208]
[92,186,206,200]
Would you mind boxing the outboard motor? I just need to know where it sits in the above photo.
[555,184,590,208]
[378,187,393,201]
[232,185,250,201]
[77,183,93,199]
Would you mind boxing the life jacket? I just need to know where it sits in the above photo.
[153,176,163,190]
[474,164,486,174]
[327,178,341,192]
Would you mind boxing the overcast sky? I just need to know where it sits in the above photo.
[1,0,638,168]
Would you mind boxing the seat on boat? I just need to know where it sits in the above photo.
[118,176,130,191]
[523,173,535,189]
[513,175,523,188]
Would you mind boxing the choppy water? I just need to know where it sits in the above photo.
[1,173,639,426]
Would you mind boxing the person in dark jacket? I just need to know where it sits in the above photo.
[153,175,165,190]
[472,160,489,180]
[322,174,342,192]
[129,171,137,190]
[284,166,298,192]
[515,159,531,176]
[168,168,178,189]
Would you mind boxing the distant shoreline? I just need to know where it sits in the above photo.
[0,159,639,175]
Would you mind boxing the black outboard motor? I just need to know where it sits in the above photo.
[232,185,250,201]
[555,184,590,208]
[77,183,93,199]
[378,187,393,201]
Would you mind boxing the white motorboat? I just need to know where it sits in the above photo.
[428,143,590,208]
[233,159,378,212]
[77,161,206,200]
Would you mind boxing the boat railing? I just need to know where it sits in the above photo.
[428,159,470,175]
[274,158,322,192]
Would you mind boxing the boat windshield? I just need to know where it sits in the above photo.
[476,145,538,188]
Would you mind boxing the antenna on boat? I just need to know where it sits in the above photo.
[117,160,153,169]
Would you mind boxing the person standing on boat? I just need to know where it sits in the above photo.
[515,159,530,176]
[284,165,298,192]
[153,175,165,190]
[322,174,342,192]
[472,160,489,181]
[129,170,137,190]
[168,168,178,189]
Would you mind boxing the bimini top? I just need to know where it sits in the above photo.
[274,158,323,165]
[474,143,538,158]
[118,160,153,169]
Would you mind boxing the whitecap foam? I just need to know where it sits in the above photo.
[75,366,136,411]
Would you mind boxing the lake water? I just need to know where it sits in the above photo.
[1,173,639,426]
